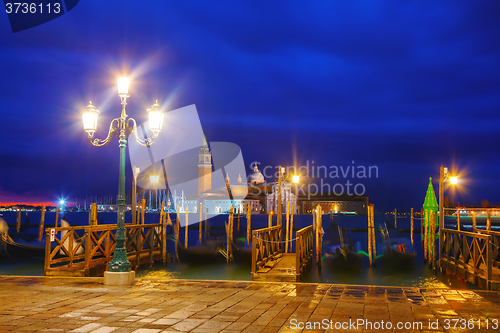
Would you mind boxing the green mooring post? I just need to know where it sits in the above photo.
[422,177,439,262]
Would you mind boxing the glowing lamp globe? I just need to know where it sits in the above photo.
[150,175,160,184]
[449,176,458,185]
[117,76,130,97]
[147,100,164,136]
[81,102,99,136]
[292,175,300,184]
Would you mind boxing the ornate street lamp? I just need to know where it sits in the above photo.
[438,166,458,264]
[80,69,164,285]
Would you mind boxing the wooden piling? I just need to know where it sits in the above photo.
[204,207,208,241]
[237,207,240,232]
[487,210,491,231]
[370,204,376,264]
[472,211,477,233]
[316,205,322,267]
[290,204,294,253]
[394,208,397,229]
[424,209,428,260]
[268,212,272,228]
[185,207,189,248]
[246,203,251,245]
[55,205,59,229]
[160,202,166,265]
[410,208,414,246]
[457,207,461,231]
[285,201,290,253]
[199,202,203,244]
[38,206,46,242]
[176,203,180,261]
[421,208,424,243]
[368,204,373,266]
[227,205,234,263]
[136,206,141,225]
[16,208,21,233]
[141,199,146,225]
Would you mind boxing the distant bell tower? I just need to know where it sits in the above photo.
[198,132,212,194]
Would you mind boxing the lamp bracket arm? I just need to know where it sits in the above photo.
[128,118,157,147]
[89,118,120,147]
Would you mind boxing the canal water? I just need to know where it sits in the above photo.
[1,211,498,289]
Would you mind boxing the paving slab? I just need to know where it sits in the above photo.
[0,276,499,332]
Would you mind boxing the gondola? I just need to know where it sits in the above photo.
[176,239,227,264]
[0,234,45,258]
[323,220,363,267]
[379,224,416,264]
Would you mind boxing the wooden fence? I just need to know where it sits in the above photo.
[44,223,166,277]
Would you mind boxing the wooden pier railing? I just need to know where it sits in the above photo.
[251,225,314,281]
[295,225,313,277]
[482,230,500,268]
[251,225,282,274]
[45,223,167,277]
[440,228,492,289]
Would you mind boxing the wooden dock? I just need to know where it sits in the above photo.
[251,225,313,282]
[44,223,168,277]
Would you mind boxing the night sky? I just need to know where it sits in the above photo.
[1,1,500,210]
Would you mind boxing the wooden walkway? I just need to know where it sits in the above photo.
[251,225,313,282]
[44,223,168,277]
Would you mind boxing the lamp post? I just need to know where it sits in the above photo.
[80,70,164,285]
[438,165,458,264]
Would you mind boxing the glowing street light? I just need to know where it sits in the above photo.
[80,68,164,285]
[438,165,458,263]
[292,175,300,184]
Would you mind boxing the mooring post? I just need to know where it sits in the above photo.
[237,206,240,233]
[204,207,208,241]
[55,205,59,229]
[394,208,397,229]
[16,208,21,233]
[39,206,46,242]
[176,203,180,261]
[411,208,414,246]
[290,204,295,253]
[185,207,189,248]
[247,203,251,246]
[424,209,428,260]
[141,199,146,225]
[268,212,272,228]
[421,208,424,244]
[199,202,203,244]
[487,210,491,231]
[457,207,461,231]
[371,204,376,264]
[472,211,477,233]
[368,204,373,266]
[285,201,290,253]
[317,205,322,267]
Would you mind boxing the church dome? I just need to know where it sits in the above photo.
[247,164,265,185]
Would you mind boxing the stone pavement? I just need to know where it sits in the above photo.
[0,276,499,332]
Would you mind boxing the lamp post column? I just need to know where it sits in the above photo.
[438,164,444,265]
[109,115,131,272]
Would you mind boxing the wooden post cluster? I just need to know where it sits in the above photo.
[247,203,251,245]
[367,204,376,266]
[410,208,414,246]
